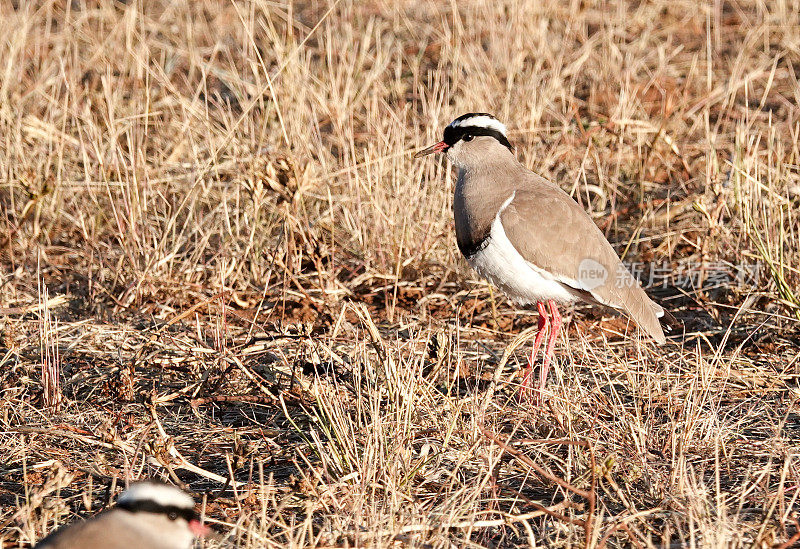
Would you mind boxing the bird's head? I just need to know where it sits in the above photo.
[414,113,514,169]
[116,481,209,547]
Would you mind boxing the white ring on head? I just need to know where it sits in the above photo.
[118,482,195,510]
[448,115,507,137]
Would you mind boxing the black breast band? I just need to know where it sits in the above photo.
[459,234,491,259]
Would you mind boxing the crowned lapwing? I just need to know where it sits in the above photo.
[34,481,209,549]
[415,113,668,396]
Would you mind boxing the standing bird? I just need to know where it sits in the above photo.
[34,481,209,549]
[415,113,667,395]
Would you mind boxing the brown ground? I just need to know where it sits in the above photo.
[2,1,800,547]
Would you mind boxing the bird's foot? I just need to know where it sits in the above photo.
[516,366,544,404]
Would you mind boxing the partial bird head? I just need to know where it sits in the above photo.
[414,113,514,169]
[116,481,209,546]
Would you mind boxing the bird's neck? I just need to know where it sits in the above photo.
[455,156,524,195]
[453,159,523,257]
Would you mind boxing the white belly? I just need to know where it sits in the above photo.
[467,214,577,306]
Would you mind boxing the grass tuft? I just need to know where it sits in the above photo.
[1,1,800,547]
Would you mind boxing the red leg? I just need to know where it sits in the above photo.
[538,300,562,392]
[520,301,549,397]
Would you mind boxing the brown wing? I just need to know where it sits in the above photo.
[500,183,666,344]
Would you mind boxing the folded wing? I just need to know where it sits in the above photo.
[500,180,666,344]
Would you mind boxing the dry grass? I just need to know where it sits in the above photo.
[2,0,800,547]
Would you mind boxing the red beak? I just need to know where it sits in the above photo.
[414,141,448,158]
[189,519,211,537]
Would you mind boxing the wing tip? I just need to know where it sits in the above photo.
[651,328,666,345]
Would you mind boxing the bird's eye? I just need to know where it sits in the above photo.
[462,135,474,142]
[167,511,178,521]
